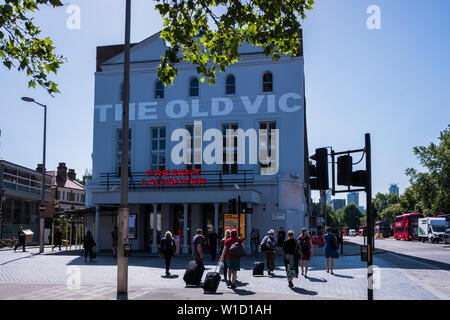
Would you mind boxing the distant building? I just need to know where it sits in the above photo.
[0,160,52,240]
[326,190,332,204]
[389,184,399,195]
[347,192,359,207]
[331,199,346,211]
[358,206,365,213]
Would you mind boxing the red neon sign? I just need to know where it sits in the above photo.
[141,169,206,186]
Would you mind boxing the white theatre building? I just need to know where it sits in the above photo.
[86,31,310,254]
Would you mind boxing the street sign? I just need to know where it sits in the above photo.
[39,204,46,213]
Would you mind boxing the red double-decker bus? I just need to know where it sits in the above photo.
[375,221,390,238]
[358,226,367,237]
[393,213,423,240]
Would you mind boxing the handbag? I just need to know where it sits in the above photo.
[228,239,246,258]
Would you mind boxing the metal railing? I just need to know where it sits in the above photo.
[99,169,255,192]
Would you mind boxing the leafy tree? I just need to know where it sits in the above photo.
[379,203,405,224]
[0,0,65,94]
[155,0,314,85]
[373,192,400,214]
[399,187,418,213]
[340,204,362,229]
[405,124,450,215]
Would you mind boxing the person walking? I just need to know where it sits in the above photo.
[160,231,176,276]
[192,228,206,265]
[260,229,277,276]
[250,227,260,257]
[207,227,220,261]
[220,230,231,282]
[277,227,286,255]
[298,228,313,278]
[83,231,96,263]
[111,225,118,258]
[220,229,244,289]
[14,226,26,252]
[53,227,62,251]
[283,230,299,288]
[324,227,339,274]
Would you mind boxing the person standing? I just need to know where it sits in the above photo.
[83,231,96,263]
[220,229,244,289]
[111,225,118,258]
[283,230,299,288]
[220,230,231,282]
[260,229,277,276]
[277,227,286,255]
[250,227,260,257]
[53,227,62,251]
[160,231,176,276]
[324,227,339,274]
[207,227,220,261]
[192,228,206,265]
[298,228,313,278]
[14,226,26,252]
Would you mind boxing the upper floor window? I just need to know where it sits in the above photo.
[150,127,166,171]
[225,75,235,95]
[116,128,132,172]
[263,72,273,92]
[222,123,238,174]
[259,121,276,172]
[185,125,201,171]
[155,80,164,99]
[189,77,199,97]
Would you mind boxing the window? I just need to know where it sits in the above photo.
[185,125,201,171]
[259,121,276,171]
[222,123,238,174]
[263,72,273,92]
[189,77,199,97]
[116,128,132,172]
[225,75,235,95]
[150,127,166,170]
[154,80,164,99]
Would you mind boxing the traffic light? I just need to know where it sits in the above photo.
[309,148,329,190]
[241,202,247,214]
[228,198,237,214]
[337,155,353,186]
[351,170,367,187]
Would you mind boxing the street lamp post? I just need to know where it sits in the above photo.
[21,97,47,253]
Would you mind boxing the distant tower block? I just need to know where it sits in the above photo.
[389,184,399,195]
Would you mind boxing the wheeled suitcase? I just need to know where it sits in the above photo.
[183,260,205,286]
[253,261,264,276]
[203,272,221,293]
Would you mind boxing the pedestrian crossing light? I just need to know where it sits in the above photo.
[228,198,237,214]
[309,148,329,190]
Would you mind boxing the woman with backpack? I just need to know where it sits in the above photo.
[220,230,231,282]
[160,231,176,276]
[259,229,277,276]
[298,228,313,278]
[219,229,244,289]
[324,227,339,274]
[282,230,299,288]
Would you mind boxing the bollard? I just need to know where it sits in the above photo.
[65,223,68,251]
[51,223,54,252]
[69,223,72,250]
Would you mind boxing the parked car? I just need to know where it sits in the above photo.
[349,229,357,237]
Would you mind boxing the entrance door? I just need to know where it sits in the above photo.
[173,204,191,251]
[202,204,214,235]
[144,205,161,249]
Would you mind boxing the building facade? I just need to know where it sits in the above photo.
[331,199,346,211]
[347,192,359,207]
[0,160,52,240]
[86,31,308,253]
[389,184,399,195]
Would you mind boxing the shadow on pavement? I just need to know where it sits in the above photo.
[290,287,318,296]
[305,276,327,283]
[377,251,450,271]
[331,273,353,279]
[231,288,256,296]
[0,254,34,266]
[161,274,179,279]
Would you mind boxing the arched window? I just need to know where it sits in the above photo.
[155,80,164,99]
[225,75,235,95]
[189,77,199,97]
[263,72,273,92]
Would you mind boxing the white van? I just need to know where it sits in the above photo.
[418,218,447,243]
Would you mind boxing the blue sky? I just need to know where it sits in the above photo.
[0,0,449,205]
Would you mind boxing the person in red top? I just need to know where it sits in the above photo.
[219,229,243,289]
[298,228,313,278]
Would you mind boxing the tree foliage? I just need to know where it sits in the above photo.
[155,0,314,85]
[0,0,65,95]
[405,124,450,215]
[339,204,362,229]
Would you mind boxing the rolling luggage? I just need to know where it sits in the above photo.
[253,261,264,276]
[203,264,221,293]
[183,260,205,286]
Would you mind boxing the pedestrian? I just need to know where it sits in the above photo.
[14,226,26,252]
[53,227,62,251]
[160,231,176,276]
[283,230,299,288]
[83,231,96,263]
[298,227,313,278]
[220,229,244,289]
[250,227,259,257]
[324,227,339,274]
[207,227,220,261]
[220,230,231,282]
[260,229,277,276]
[277,227,286,255]
[192,228,206,265]
[111,225,118,258]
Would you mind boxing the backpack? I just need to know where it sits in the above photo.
[299,237,311,255]
[264,236,276,251]
[228,239,246,258]
[295,240,303,259]
[331,234,339,250]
